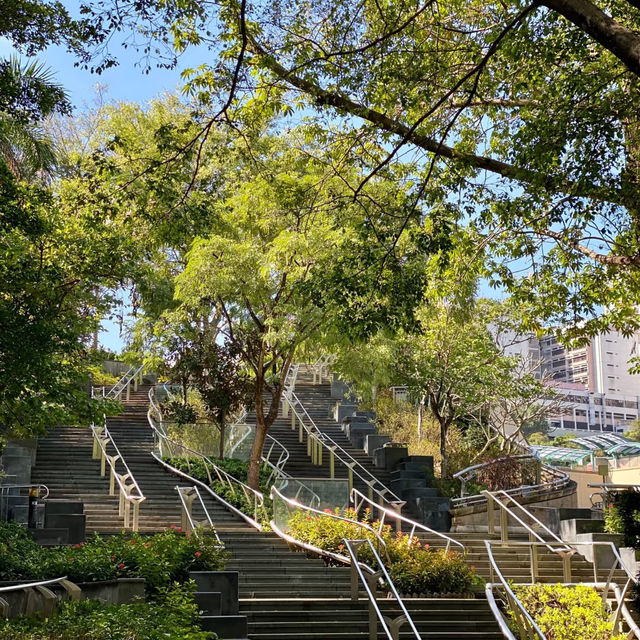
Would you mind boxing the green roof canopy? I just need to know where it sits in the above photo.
[532,446,592,465]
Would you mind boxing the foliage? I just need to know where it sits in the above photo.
[372,389,502,482]
[163,401,198,426]
[603,491,640,548]
[0,146,137,437]
[86,365,119,388]
[0,522,227,592]
[0,583,213,640]
[623,418,640,442]
[511,583,627,640]
[528,432,552,446]
[286,507,478,594]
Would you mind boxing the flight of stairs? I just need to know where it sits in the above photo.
[30,370,619,639]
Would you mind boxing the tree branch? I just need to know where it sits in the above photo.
[247,35,623,205]
[543,0,640,78]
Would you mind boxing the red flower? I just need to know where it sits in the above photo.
[118,563,125,569]
[144,542,153,548]
[338,544,345,551]
[424,543,429,549]
[324,509,333,514]
[74,544,81,548]
[471,565,475,571]
[69,558,74,563]
[111,555,117,560]
[194,551,201,557]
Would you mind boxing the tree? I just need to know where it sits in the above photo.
[0,58,69,179]
[396,299,517,477]
[174,132,427,488]
[0,162,136,436]
[189,340,252,459]
[81,0,640,341]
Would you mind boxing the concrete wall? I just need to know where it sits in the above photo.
[568,469,607,508]
[609,465,640,485]
[451,483,577,530]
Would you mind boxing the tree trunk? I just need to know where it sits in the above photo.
[417,394,425,440]
[439,418,449,478]
[218,415,226,459]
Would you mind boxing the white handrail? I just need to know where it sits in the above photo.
[484,539,640,640]
[350,487,465,552]
[175,485,224,546]
[91,364,144,401]
[148,388,267,529]
[483,541,546,640]
[285,389,405,511]
[91,415,146,531]
[269,485,388,566]
[482,489,573,553]
[344,538,421,640]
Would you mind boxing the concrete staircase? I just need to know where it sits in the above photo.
[32,373,617,639]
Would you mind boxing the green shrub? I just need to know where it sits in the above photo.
[603,491,640,548]
[286,507,479,595]
[511,583,626,640]
[0,583,214,639]
[0,523,227,592]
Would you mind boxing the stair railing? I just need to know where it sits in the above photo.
[482,489,576,581]
[148,388,268,530]
[91,364,144,401]
[270,485,389,566]
[90,415,146,531]
[283,389,405,513]
[310,355,333,385]
[452,455,570,508]
[344,538,421,640]
[484,540,640,639]
[350,488,465,552]
[175,485,224,546]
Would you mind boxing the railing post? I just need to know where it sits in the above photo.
[299,420,304,444]
[318,441,323,466]
[348,466,354,493]
[487,497,495,536]
[500,502,509,542]
[562,552,572,583]
[126,382,131,402]
[529,533,538,583]
[109,468,115,496]
[133,502,140,532]
[330,450,335,479]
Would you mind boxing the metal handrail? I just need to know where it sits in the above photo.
[285,389,405,511]
[350,488,465,552]
[484,539,640,639]
[148,388,267,529]
[452,455,570,507]
[482,489,573,553]
[485,583,519,640]
[483,542,547,640]
[0,484,49,499]
[311,355,333,384]
[344,538,421,640]
[91,415,146,531]
[269,485,388,566]
[175,485,223,546]
[91,364,144,400]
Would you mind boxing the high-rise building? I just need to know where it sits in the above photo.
[502,327,640,433]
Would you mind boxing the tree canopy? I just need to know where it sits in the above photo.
[79,0,640,341]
